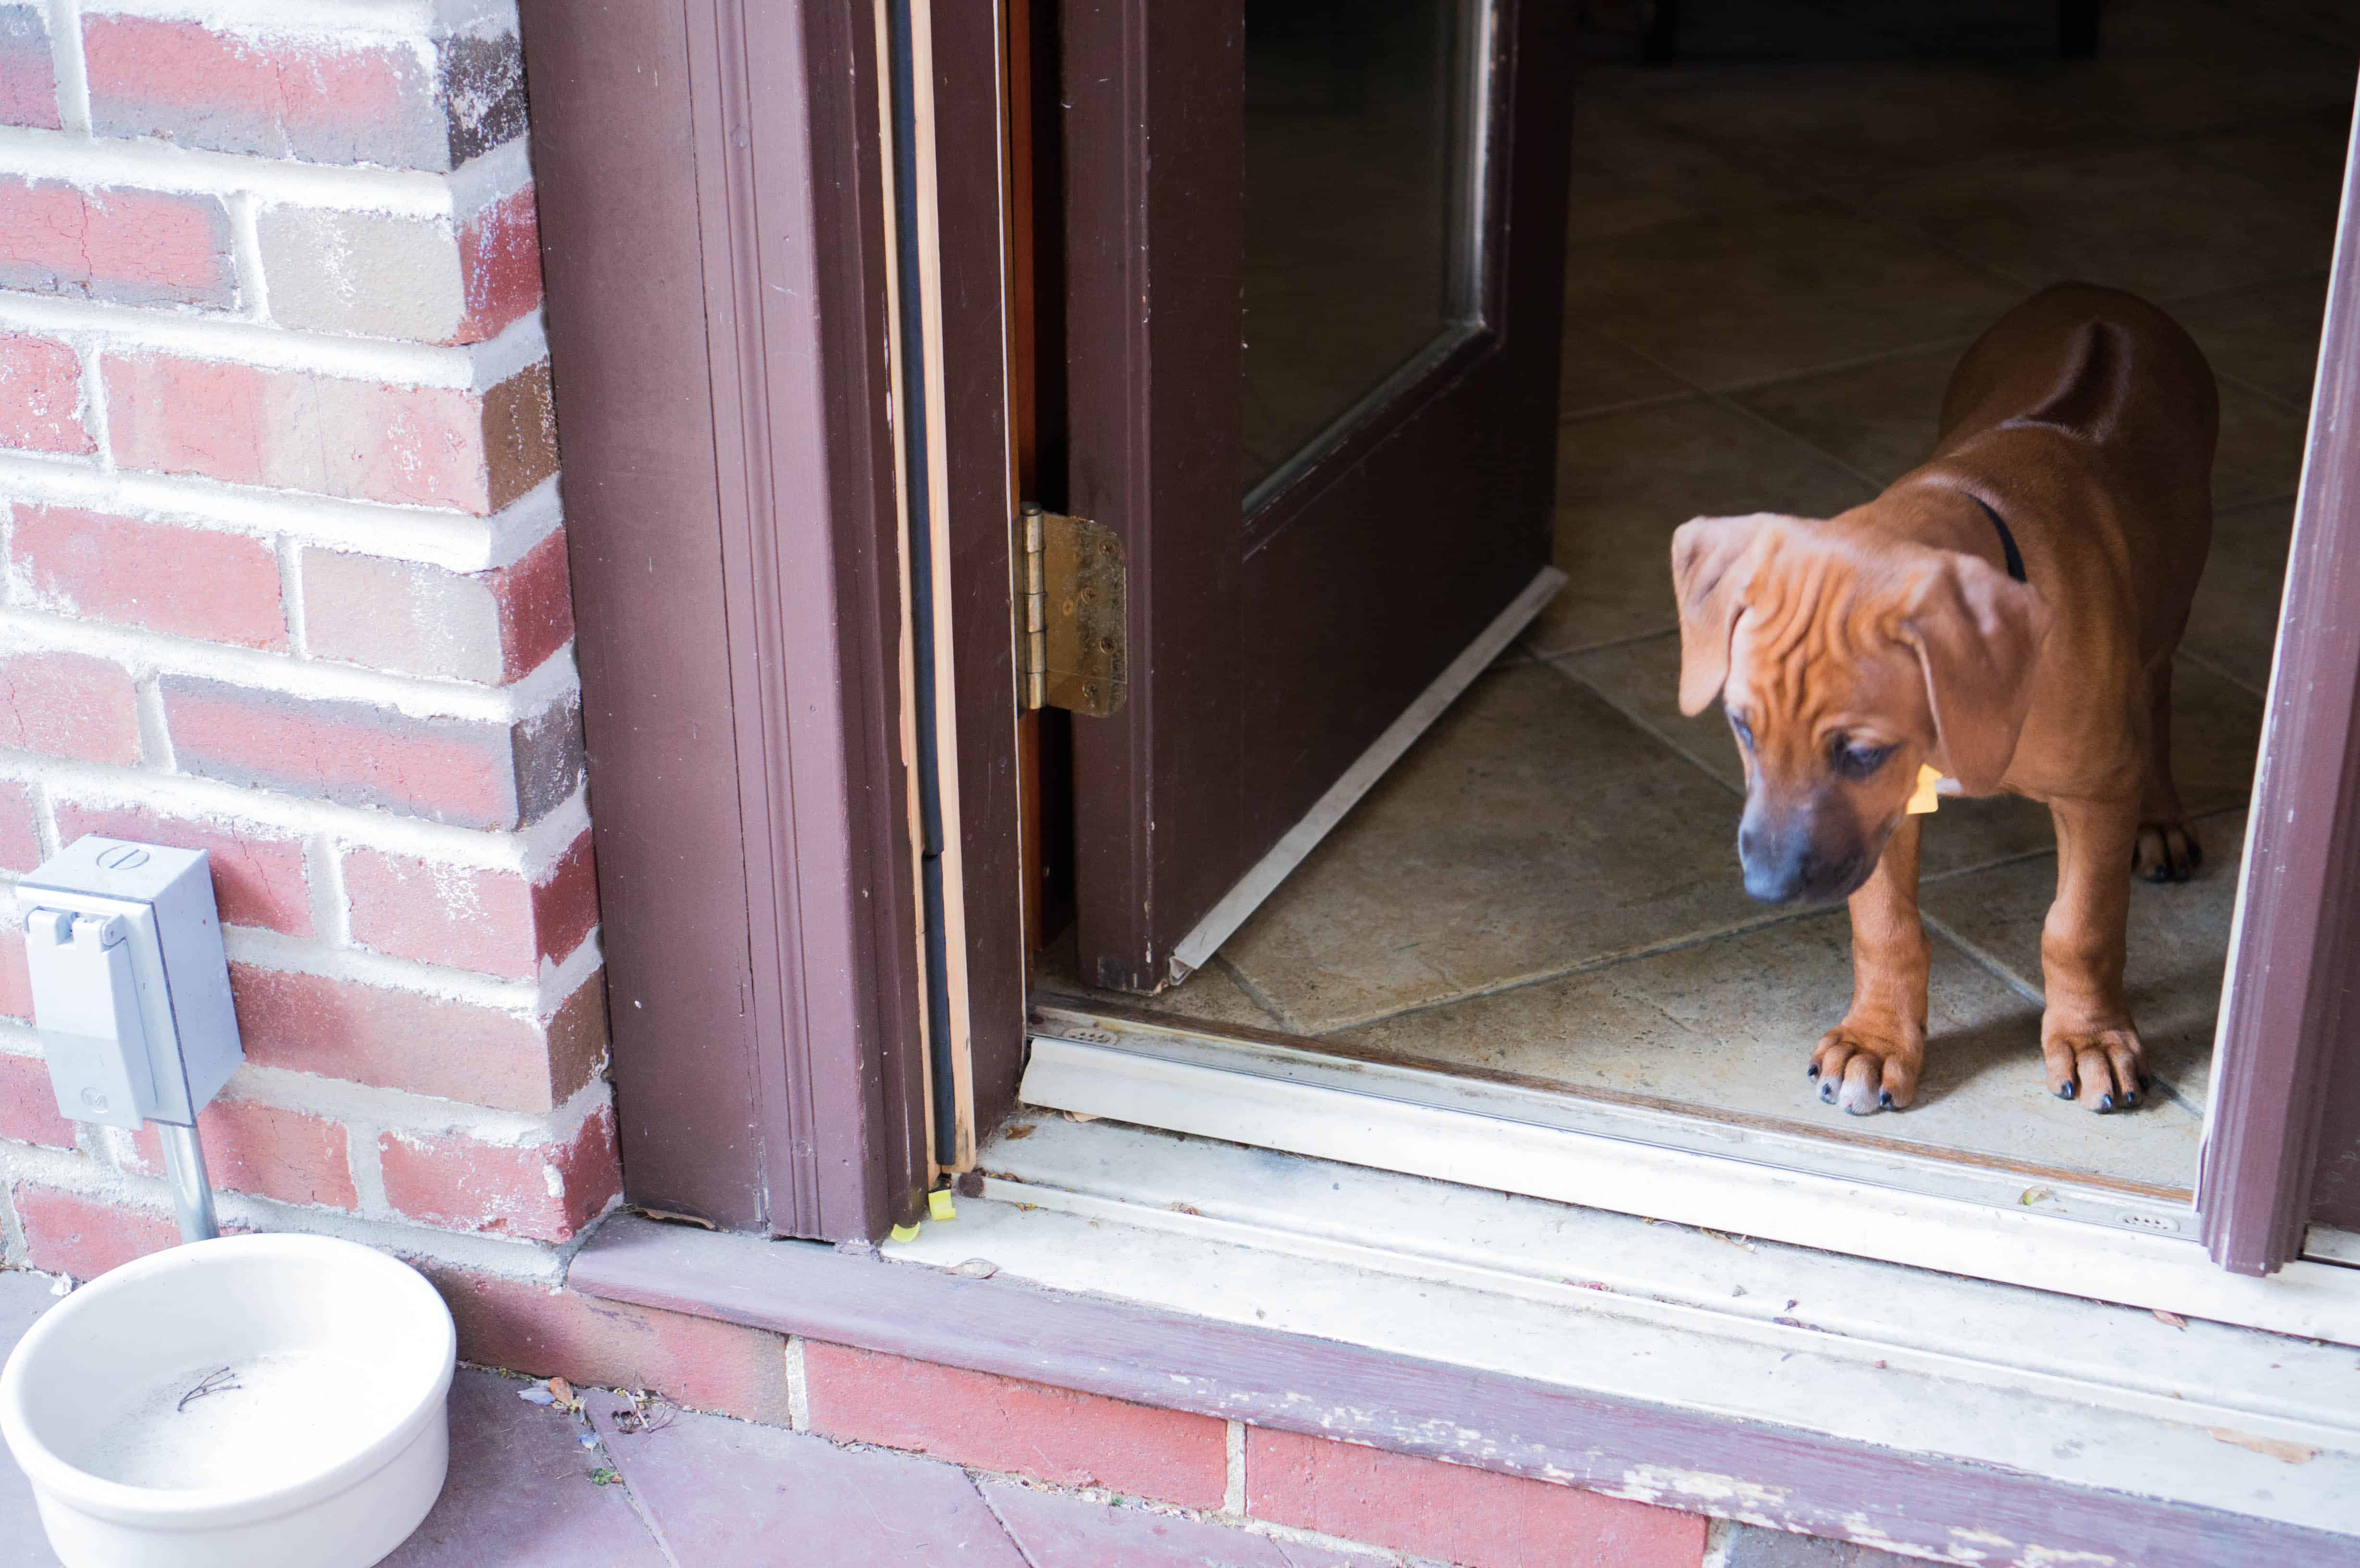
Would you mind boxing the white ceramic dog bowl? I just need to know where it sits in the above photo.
[0,1234,455,1568]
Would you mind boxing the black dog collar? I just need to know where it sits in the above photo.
[1970,494,2028,584]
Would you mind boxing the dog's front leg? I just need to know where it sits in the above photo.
[1814,813,1929,1114]
[2040,794,2149,1111]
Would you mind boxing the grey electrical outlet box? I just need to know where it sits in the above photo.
[17,837,242,1130]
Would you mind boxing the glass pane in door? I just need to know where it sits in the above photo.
[1243,0,1484,499]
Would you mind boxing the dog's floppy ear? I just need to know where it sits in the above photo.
[1671,514,1773,715]
[1900,553,2053,794]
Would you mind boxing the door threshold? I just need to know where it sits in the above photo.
[939,1114,2360,1560]
[1022,1003,2360,1346]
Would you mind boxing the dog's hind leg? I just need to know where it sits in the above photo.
[1813,814,1930,1114]
[2132,656,2202,882]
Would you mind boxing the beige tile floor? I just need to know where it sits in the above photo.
[1047,3,2346,1194]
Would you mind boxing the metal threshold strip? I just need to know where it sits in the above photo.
[1020,1002,2360,1345]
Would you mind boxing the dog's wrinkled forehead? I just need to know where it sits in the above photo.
[1674,515,1921,722]
[1730,553,1918,715]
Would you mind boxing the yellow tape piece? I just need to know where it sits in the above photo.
[927,1189,957,1222]
[889,1222,921,1243]
[1905,763,1944,815]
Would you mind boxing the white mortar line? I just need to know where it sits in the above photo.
[221,925,545,1010]
[307,829,350,944]
[68,335,109,470]
[345,1106,391,1217]
[0,1138,571,1281]
[0,1016,607,1147]
[1222,1420,1245,1515]
[0,459,563,575]
[0,1169,26,1263]
[129,671,173,769]
[0,292,546,390]
[227,189,270,323]
[0,754,588,871]
[45,1,90,136]
[235,1063,610,1150]
[80,0,518,39]
[0,603,581,722]
[784,1337,811,1431]
[274,532,308,654]
[0,126,527,217]
[26,776,56,861]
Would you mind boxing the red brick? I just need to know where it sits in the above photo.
[378,1104,619,1243]
[159,676,580,830]
[0,652,140,765]
[0,924,27,1021]
[493,528,576,679]
[0,1051,74,1148]
[0,332,90,455]
[14,1186,178,1279]
[54,802,311,935]
[103,355,557,515]
[129,1098,355,1211]
[459,185,542,343]
[0,180,232,308]
[344,832,595,980]
[803,1342,1228,1507]
[425,1265,788,1423]
[0,778,39,874]
[1246,1427,1708,1568]
[10,505,284,650]
[229,964,606,1114]
[300,527,576,685]
[81,20,523,172]
[0,7,59,131]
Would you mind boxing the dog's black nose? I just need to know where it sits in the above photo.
[1739,809,1866,906]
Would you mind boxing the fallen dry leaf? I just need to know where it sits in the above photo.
[2019,1186,2054,1206]
[2209,1428,2319,1465]
[548,1377,575,1405]
[2152,1309,2188,1330]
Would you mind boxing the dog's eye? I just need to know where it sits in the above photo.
[1831,740,1894,780]
[1729,713,1754,749]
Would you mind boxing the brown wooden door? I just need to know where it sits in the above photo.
[1060,0,1574,992]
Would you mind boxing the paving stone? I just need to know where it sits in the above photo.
[983,1479,1378,1567]
[584,1389,1030,1567]
[382,1370,666,1567]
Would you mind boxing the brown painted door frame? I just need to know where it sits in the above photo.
[2200,104,2360,1276]
[518,0,934,1238]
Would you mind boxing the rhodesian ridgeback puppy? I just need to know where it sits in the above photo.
[1670,282,2217,1116]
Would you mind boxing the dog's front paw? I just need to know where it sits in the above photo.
[1809,1027,1921,1115]
[2041,1023,2150,1112]
[2133,820,2202,882]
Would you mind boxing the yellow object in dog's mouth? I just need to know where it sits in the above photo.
[1905,763,1946,815]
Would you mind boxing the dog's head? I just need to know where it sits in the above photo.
[1671,512,2051,906]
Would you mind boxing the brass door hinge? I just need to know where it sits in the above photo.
[1017,502,1127,717]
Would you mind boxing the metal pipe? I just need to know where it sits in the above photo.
[157,1121,219,1243]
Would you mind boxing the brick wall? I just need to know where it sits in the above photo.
[0,0,613,1317]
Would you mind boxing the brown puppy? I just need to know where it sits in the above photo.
[1671,282,2216,1116]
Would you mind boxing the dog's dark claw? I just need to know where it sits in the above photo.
[1819,1081,1836,1103]
[2121,1089,2138,1107]
[2096,1093,2115,1113]
[1879,1089,1894,1110]
[1807,1063,1819,1080]
[2058,1080,2076,1100]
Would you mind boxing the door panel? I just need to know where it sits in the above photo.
[1062,0,1572,992]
